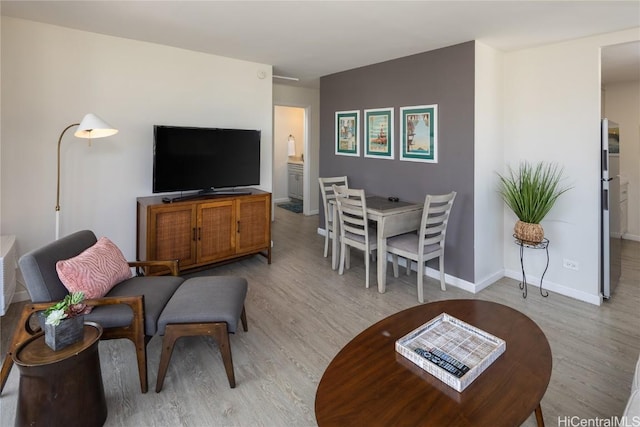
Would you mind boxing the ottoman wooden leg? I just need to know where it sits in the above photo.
[240,306,248,332]
[155,323,236,392]
[209,323,235,388]
[156,324,182,393]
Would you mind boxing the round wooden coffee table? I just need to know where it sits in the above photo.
[315,299,552,427]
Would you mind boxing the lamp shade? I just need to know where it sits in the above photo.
[287,135,296,156]
[74,113,118,139]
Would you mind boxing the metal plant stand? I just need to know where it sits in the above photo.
[514,235,550,299]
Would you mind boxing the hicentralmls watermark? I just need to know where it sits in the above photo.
[558,416,640,427]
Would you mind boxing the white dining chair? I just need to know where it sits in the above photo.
[318,176,348,258]
[333,185,377,288]
[386,192,457,303]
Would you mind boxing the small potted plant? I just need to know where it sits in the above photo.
[41,292,87,351]
[497,161,571,244]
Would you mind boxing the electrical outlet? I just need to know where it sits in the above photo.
[563,258,579,271]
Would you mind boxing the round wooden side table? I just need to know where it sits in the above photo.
[12,322,107,427]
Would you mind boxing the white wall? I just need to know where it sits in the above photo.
[273,84,320,215]
[503,28,639,305]
[603,80,640,241]
[474,42,506,289]
[1,17,273,267]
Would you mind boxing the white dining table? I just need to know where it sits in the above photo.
[331,196,423,293]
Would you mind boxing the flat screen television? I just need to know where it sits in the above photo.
[153,125,261,197]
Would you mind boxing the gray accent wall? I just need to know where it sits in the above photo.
[319,41,475,283]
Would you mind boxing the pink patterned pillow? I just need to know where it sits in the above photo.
[56,237,132,300]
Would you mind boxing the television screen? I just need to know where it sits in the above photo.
[153,125,261,193]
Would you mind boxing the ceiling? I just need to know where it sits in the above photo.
[2,1,639,87]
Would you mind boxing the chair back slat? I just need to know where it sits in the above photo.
[427,204,450,216]
[423,233,445,247]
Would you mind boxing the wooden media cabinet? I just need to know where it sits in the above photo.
[137,189,271,274]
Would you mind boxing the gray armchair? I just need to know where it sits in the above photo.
[0,230,184,394]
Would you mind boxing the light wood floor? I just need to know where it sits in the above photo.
[1,207,639,426]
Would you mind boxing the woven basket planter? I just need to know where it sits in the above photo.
[514,221,544,244]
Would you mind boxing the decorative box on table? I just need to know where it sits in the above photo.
[395,313,506,392]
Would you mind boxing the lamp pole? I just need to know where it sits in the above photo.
[55,123,80,240]
[54,114,118,240]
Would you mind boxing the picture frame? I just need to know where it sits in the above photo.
[400,104,438,163]
[364,108,394,159]
[335,110,360,156]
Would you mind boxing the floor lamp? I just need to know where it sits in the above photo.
[55,113,118,240]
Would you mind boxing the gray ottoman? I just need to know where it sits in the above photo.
[155,276,248,392]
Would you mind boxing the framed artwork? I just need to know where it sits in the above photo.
[400,104,438,163]
[364,108,394,159]
[335,110,360,156]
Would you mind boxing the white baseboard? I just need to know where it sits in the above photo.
[396,258,479,293]
[623,233,640,242]
[504,268,602,306]
[315,228,603,305]
[473,269,507,293]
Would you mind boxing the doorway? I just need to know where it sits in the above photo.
[600,41,640,301]
[601,41,640,243]
[274,105,307,213]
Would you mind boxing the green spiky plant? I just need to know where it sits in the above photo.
[497,161,572,224]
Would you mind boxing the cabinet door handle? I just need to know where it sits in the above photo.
[237,220,240,234]
[198,227,202,241]
[192,227,196,241]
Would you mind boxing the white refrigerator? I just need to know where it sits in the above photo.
[600,118,621,299]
